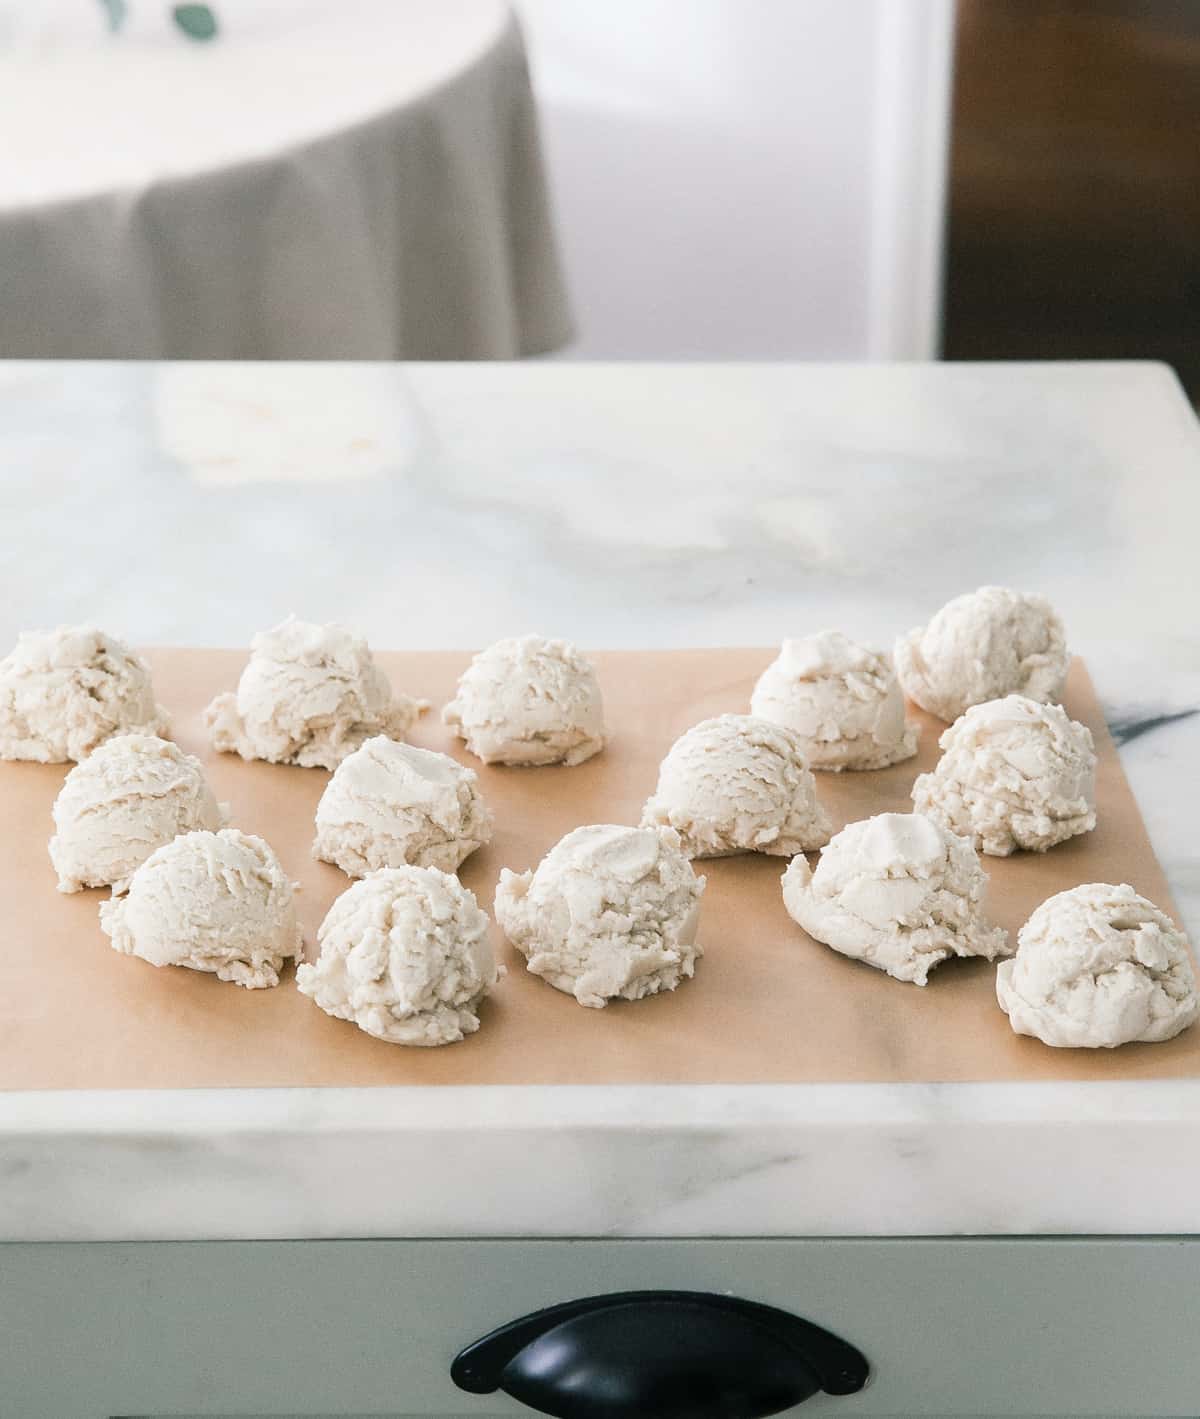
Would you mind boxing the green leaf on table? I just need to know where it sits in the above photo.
[99,0,128,32]
[172,4,219,41]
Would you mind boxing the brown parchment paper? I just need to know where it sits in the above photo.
[1,649,1197,1091]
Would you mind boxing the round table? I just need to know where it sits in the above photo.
[0,0,571,359]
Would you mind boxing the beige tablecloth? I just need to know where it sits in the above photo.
[0,0,571,358]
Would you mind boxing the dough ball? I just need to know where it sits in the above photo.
[296,866,502,1046]
[912,695,1096,856]
[49,733,226,893]
[782,811,1010,986]
[442,635,605,767]
[895,586,1068,722]
[100,828,300,989]
[750,630,919,771]
[997,883,1198,1048]
[206,616,425,770]
[313,735,493,877]
[641,714,832,859]
[495,823,704,1009]
[0,625,169,763]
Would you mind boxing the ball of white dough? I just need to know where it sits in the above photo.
[997,883,1198,1048]
[442,634,605,767]
[0,626,169,763]
[782,811,1010,986]
[206,616,425,770]
[49,733,226,893]
[313,735,493,877]
[297,866,502,1046]
[100,829,300,989]
[494,823,704,1008]
[912,695,1096,856]
[895,586,1069,723]
[641,714,832,858]
[750,631,919,771]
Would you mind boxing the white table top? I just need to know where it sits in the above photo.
[2,358,1199,1241]
[0,0,510,207]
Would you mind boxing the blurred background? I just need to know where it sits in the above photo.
[0,0,1196,396]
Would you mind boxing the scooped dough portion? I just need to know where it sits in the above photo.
[997,883,1198,1048]
[895,586,1069,722]
[782,811,1010,986]
[442,635,605,767]
[49,734,226,893]
[100,828,300,989]
[912,695,1096,856]
[297,866,502,1046]
[750,631,919,771]
[0,626,169,763]
[314,735,493,877]
[494,823,704,1008]
[206,616,425,770]
[641,714,832,858]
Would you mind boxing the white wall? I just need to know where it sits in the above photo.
[515,0,954,360]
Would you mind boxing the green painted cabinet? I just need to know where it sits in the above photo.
[2,1238,1198,1417]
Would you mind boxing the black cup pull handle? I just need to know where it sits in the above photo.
[451,1289,869,1419]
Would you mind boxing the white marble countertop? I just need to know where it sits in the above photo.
[2,358,1198,1242]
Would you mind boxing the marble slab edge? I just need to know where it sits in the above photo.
[3,1080,1200,1241]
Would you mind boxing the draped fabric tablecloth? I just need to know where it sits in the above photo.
[0,0,572,358]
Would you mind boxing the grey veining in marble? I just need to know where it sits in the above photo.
[1,358,1199,1241]
[6,1081,1200,1242]
[1107,707,1200,746]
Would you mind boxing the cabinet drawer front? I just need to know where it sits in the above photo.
[2,1238,1198,1417]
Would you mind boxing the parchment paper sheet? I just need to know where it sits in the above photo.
[2,649,1195,1089]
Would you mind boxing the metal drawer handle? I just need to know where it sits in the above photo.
[451,1289,869,1419]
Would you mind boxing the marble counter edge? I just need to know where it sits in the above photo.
[4,1080,1199,1241]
